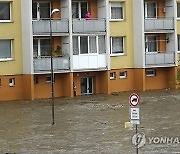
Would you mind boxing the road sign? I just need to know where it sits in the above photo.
[130,107,140,124]
[129,93,140,107]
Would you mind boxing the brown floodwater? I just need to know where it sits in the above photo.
[0,89,180,154]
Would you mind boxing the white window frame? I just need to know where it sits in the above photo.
[119,71,127,79]
[72,1,88,19]
[9,78,15,87]
[73,35,106,55]
[110,2,124,21]
[178,35,180,53]
[0,2,11,22]
[32,1,51,20]
[110,72,116,80]
[110,36,125,56]
[144,2,157,19]
[46,75,52,83]
[0,39,13,61]
[145,35,158,53]
[33,38,50,57]
[146,69,156,77]
[177,2,180,20]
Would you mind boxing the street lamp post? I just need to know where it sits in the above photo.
[50,8,60,125]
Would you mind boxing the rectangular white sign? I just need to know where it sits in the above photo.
[130,107,140,124]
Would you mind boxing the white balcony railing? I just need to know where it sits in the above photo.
[144,18,174,31]
[145,51,175,65]
[73,54,107,70]
[72,19,106,33]
[32,19,69,34]
[34,56,70,72]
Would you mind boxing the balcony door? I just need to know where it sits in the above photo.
[145,35,158,53]
[81,77,93,95]
[72,1,88,19]
[32,2,50,20]
[144,2,157,19]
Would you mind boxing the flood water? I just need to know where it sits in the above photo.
[0,89,180,154]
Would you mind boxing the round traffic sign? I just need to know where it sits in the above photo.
[129,93,140,107]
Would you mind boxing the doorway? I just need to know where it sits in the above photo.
[81,77,93,95]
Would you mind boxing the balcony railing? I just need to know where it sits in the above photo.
[32,19,69,34]
[34,56,70,72]
[144,18,174,31]
[72,18,106,33]
[145,51,175,66]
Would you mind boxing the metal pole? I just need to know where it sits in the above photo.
[136,124,138,154]
[50,14,55,125]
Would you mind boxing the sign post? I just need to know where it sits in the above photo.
[129,93,140,154]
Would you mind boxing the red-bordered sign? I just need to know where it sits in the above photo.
[129,93,140,107]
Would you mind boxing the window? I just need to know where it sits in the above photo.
[0,78,1,87]
[178,35,180,52]
[9,78,15,87]
[110,72,116,79]
[145,35,157,53]
[46,75,52,83]
[110,2,124,20]
[0,2,11,21]
[72,1,88,19]
[0,40,12,60]
[33,39,50,57]
[177,2,180,19]
[32,2,50,20]
[119,71,127,79]
[34,76,38,84]
[146,70,156,77]
[111,37,124,55]
[144,2,157,19]
[73,36,106,55]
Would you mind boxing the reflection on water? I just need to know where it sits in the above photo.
[0,89,180,153]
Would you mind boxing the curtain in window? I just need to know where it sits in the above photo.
[111,2,123,19]
[40,39,50,56]
[98,36,106,54]
[81,2,88,18]
[112,37,123,54]
[72,2,79,18]
[0,40,11,59]
[73,36,79,55]
[146,3,156,18]
[33,39,38,57]
[89,36,97,53]
[80,36,88,54]
[146,36,157,52]
[39,3,50,19]
[0,3,10,20]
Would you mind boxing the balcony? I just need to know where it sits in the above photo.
[145,51,175,66]
[144,18,174,31]
[73,54,107,70]
[34,56,70,72]
[72,19,106,33]
[32,19,69,35]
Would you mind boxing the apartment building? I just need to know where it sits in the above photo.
[0,0,180,101]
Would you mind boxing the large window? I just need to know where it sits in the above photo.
[178,35,180,52]
[110,37,124,55]
[110,2,124,20]
[145,35,157,53]
[73,35,106,55]
[0,40,12,60]
[144,2,157,19]
[33,39,50,57]
[0,2,11,21]
[72,1,88,19]
[32,2,50,20]
[177,2,180,19]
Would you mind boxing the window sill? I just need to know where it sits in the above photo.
[0,59,13,62]
[110,53,124,57]
[110,19,124,22]
[0,20,13,23]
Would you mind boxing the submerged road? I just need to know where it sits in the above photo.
[0,89,180,154]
